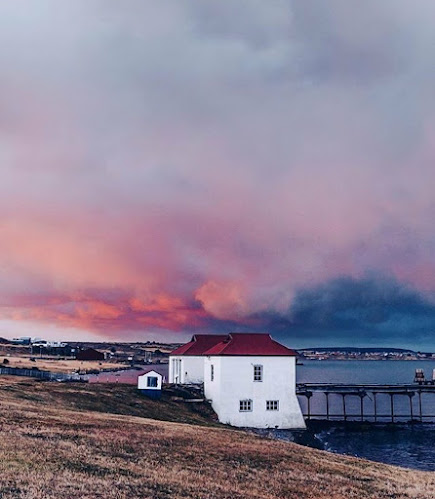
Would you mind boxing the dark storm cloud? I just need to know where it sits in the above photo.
[253,276,435,347]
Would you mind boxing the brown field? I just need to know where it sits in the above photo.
[1,355,129,373]
[0,377,434,498]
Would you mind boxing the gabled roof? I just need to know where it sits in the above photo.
[139,370,162,377]
[203,333,297,356]
[170,334,228,356]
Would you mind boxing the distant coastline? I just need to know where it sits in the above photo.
[298,347,435,361]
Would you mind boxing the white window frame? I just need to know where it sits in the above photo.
[253,364,263,382]
[266,400,279,411]
[239,399,253,412]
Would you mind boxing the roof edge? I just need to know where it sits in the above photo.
[204,353,298,357]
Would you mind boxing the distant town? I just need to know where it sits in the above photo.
[298,347,435,361]
[1,336,435,369]
[0,336,177,376]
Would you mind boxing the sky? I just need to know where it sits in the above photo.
[1,1,435,348]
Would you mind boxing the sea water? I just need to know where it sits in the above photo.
[290,360,435,470]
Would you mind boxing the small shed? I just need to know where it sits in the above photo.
[76,348,105,361]
[137,370,163,399]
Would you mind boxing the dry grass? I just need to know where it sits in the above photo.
[0,377,434,498]
[1,356,129,373]
[0,377,217,426]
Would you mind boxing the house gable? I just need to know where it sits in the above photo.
[170,334,227,356]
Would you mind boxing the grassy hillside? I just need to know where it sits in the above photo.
[0,377,217,426]
[0,377,434,498]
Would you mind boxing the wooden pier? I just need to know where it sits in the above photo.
[296,383,435,422]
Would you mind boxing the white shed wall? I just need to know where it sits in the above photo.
[137,371,162,390]
[204,356,305,429]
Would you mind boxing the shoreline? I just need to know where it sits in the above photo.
[261,420,435,472]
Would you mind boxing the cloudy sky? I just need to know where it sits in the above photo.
[1,1,435,348]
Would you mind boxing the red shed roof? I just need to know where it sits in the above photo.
[203,333,297,356]
[170,334,228,356]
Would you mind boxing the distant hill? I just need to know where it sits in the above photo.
[299,347,416,354]
[0,337,11,344]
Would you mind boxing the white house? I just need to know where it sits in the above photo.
[202,333,306,429]
[137,370,163,399]
[169,334,227,384]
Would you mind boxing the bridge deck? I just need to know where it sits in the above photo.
[296,383,435,394]
[295,383,435,422]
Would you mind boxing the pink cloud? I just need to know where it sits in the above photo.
[1,1,435,340]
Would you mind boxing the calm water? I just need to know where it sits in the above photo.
[297,359,435,384]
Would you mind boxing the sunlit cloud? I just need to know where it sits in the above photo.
[1,1,435,345]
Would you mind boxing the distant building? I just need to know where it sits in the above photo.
[170,333,305,430]
[11,337,32,345]
[137,370,163,399]
[31,342,72,357]
[169,334,227,384]
[76,348,105,361]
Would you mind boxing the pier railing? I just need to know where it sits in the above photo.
[296,383,435,422]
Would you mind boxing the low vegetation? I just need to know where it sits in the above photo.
[0,377,216,426]
[0,377,434,498]
[0,355,130,374]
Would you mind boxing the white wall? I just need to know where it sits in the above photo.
[169,356,180,383]
[138,371,162,390]
[204,356,305,429]
[204,356,222,402]
[169,355,205,384]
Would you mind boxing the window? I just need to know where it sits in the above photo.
[253,365,263,382]
[210,364,214,381]
[239,399,252,412]
[266,400,279,411]
[147,376,158,388]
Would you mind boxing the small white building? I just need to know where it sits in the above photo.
[137,370,163,399]
[203,333,305,429]
[169,334,227,384]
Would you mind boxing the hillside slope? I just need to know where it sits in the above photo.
[0,377,434,498]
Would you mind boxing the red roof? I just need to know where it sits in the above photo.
[203,333,297,356]
[170,334,228,356]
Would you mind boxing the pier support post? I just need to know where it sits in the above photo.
[341,394,347,421]
[418,391,423,422]
[408,392,415,421]
[390,393,394,423]
[359,393,365,422]
[373,393,377,423]
[306,392,313,420]
[325,393,330,420]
